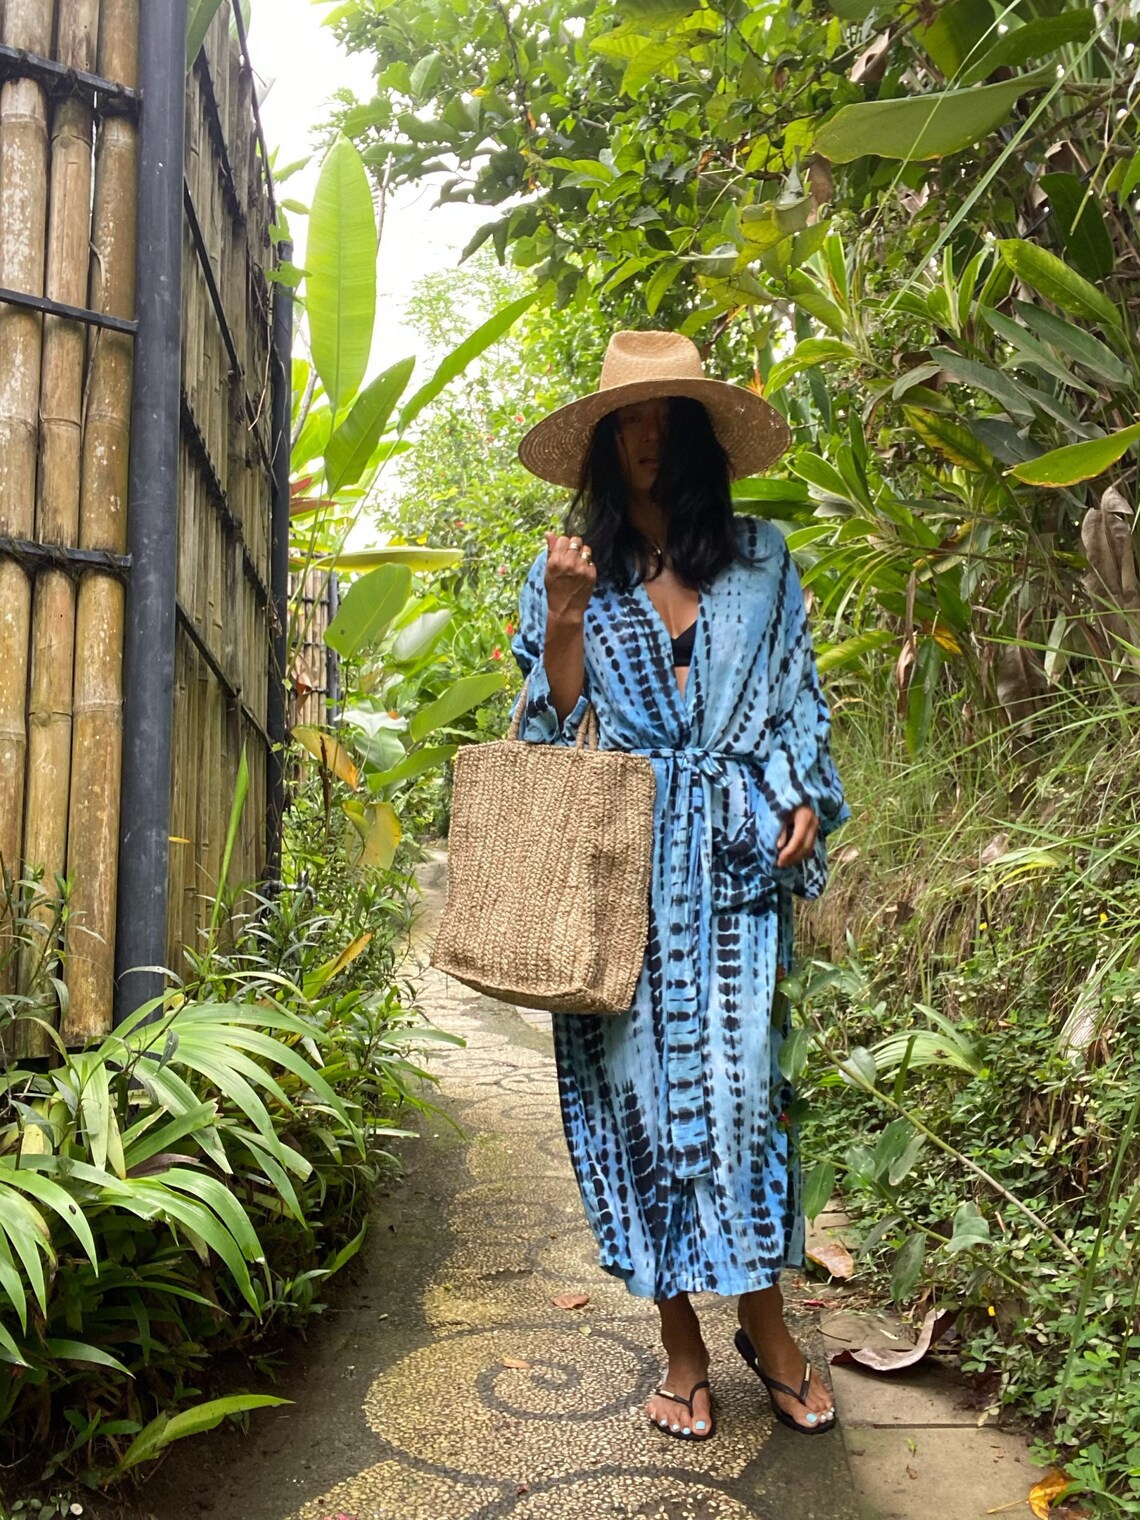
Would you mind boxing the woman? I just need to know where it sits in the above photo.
[510,330,849,1442]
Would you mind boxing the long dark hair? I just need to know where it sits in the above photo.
[564,396,740,592]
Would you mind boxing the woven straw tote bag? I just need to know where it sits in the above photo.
[430,686,656,1014]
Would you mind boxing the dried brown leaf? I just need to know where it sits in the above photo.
[828,1307,954,1372]
[805,1237,854,1279]
[551,1292,590,1311]
[1029,1470,1072,1519]
[501,1357,532,1370]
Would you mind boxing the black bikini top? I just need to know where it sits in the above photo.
[670,619,697,668]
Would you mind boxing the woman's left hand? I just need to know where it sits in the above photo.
[776,805,819,867]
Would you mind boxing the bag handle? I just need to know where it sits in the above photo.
[509,676,599,749]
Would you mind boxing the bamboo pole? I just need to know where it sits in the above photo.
[0,0,53,996]
[20,0,102,1039]
[64,0,139,1040]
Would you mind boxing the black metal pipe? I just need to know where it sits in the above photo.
[266,240,294,884]
[0,536,131,579]
[0,283,137,334]
[0,41,142,115]
[113,0,188,1023]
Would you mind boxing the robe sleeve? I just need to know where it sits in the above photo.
[763,536,850,896]
[508,548,591,745]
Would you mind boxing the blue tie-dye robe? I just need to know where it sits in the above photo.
[510,515,848,1300]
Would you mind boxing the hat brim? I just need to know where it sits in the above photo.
[517,375,791,489]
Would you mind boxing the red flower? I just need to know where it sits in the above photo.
[492,647,502,660]
[505,620,515,635]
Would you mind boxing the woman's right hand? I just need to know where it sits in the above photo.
[544,531,596,623]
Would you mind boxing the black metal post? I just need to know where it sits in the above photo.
[113,0,189,1022]
[266,241,294,883]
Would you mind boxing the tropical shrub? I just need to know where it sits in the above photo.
[0,769,457,1491]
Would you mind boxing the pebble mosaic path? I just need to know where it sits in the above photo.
[144,850,861,1520]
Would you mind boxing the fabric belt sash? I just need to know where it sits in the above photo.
[638,746,804,1182]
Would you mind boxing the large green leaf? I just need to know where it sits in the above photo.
[930,349,1036,421]
[186,0,226,66]
[981,307,1099,397]
[324,358,416,497]
[995,239,1119,329]
[42,1338,132,1376]
[1006,423,1140,487]
[1009,302,1131,388]
[890,1233,926,1301]
[211,743,250,935]
[325,564,413,659]
[306,135,377,409]
[390,607,454,664]
[365,744,457,792]
[115,1396,291,1475]
[308,545,463,573]
[399,292,537,431]
[1039,172,1115,282]
[765,339,856,395]
[813,69,1051,164]
[903,407,995,472]
[816,628,896,675]
[916,0,996,79]
[619,0,702,23]
[960,11,1095,86]
[409,673,506,743]
[802,1163,836,1222]
[0,1167,98,1266]
[906,638,942,755]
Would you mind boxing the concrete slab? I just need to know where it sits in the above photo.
[841,1425,1046,1520]
[830,1361,979,1427]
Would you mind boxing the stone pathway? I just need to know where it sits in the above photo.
[140,848,1044,1520]
[143,849,858,1520]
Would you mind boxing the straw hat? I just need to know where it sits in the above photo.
[517,329,791,488]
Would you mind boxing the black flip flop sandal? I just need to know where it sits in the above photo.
[734,1328,836,1435]
[647,1378,716,1440]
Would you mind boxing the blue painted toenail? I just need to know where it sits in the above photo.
[807,1413,819,1424]
[695,1421,707,1431]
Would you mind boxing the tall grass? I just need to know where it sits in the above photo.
[798,668,1140,1511]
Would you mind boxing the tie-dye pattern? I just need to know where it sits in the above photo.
[509,516,848,1300]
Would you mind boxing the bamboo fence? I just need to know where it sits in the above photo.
[0,2,281,1048]
[289,569,339,730]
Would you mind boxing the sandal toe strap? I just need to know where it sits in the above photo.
[761,1364,812,1406]
[652,1378,711,1416]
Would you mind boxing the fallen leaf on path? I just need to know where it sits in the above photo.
[501,1357,532,1370]
[551,1292,590,1310]
[802,1297,842,1309]
[805,1238,854,1278]
[829,1307,954,1372]
[1029,1469,1073,1518]
[906,1466,919,1480]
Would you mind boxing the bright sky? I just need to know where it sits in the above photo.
[248,0,488,367]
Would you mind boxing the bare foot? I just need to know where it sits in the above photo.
[738,1285,834,1431]
[646,1293,714,1438]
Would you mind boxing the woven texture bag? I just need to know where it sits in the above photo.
[430,689,656,1014]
